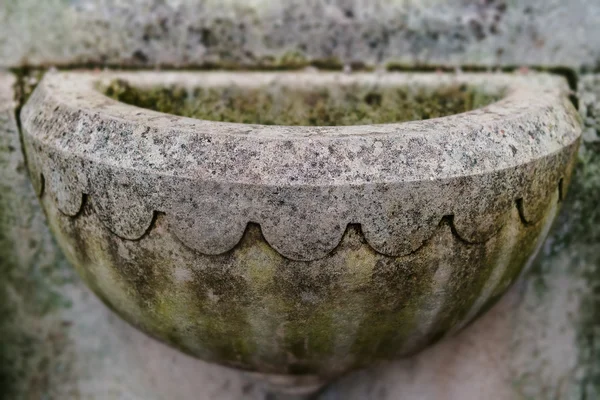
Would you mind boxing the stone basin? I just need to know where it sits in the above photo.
[20,71,581,393]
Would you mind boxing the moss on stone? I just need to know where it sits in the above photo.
[277,50,309,69]
[11,69,44,112]
[103,79,500,126]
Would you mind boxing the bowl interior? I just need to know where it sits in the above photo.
[101,77,503,126]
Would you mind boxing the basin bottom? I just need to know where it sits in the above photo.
[245,371,329,396]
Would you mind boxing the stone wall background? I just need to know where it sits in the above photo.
[1,1,600,399]
[2,0,600,70]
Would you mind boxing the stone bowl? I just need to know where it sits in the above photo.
[21,71,581,392]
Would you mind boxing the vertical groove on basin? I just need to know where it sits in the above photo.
[348,226,446,365]
[447,206,522,335]
[264,226,366,374]
[448,188,560,336]
[396,229,456,354]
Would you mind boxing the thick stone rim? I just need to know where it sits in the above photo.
[21,71,581,260]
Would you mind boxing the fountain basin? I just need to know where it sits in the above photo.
[20,71,581,388]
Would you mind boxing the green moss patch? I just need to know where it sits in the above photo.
[103,79,501,126]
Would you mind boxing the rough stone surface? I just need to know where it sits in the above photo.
[560,74,600,399]
[2,0,600,70]
[0,73,77,398]
[19,70,580,380]
[321,275,584,400]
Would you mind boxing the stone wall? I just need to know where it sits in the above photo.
[2,0,600,70]
[1,1,600,399]
[0,73,79,399]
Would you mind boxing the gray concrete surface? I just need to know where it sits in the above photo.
[2,0,600,70]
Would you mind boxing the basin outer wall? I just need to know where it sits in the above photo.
[38,187,562,377]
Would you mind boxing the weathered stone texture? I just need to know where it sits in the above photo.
[1,0,600,69]
[563,74,600,399]
[0,73,73,398]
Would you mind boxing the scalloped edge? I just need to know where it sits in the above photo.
[35,169,567,261]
